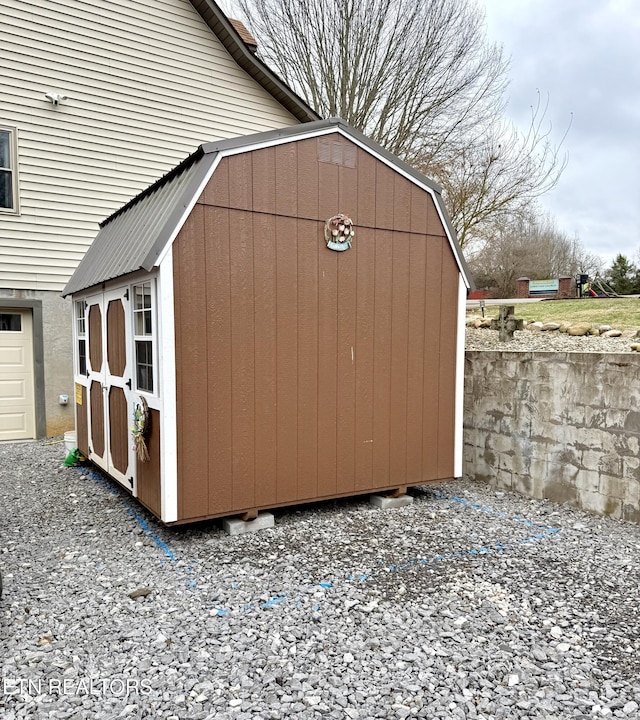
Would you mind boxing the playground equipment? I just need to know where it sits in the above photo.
[576,274,620,298]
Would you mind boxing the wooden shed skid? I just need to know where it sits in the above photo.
[162,478,452,526]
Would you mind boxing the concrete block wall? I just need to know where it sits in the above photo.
[464,351,640,523]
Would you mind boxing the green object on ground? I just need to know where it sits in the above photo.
[64,448,83,467]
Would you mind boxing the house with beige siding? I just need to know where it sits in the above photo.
[0,0,317,440]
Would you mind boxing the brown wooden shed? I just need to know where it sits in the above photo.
[63,119,472,524]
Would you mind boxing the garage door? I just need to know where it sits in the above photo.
[0,309,36,440]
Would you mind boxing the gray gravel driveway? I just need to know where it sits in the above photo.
[1,441,640,719]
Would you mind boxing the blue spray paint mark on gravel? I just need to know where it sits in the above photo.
[76,470,560,614]
[77,467,196,588]
[261,594,287,609]
[79,467,176,561]
[207,490,562,616]
[125,505,177,562]
[78,467,120,496]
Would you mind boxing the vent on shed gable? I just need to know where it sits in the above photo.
[318,138,357,168]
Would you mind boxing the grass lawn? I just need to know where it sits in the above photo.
[467,298,640,330]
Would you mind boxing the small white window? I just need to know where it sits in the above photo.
[0,127,18,213]
[133,281,155,393]
[75,301,87,376]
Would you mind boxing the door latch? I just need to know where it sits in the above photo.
[126,379,132,389]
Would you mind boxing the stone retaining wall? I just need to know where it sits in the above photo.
[464,351,640,522]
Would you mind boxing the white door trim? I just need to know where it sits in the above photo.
[103,287,133,488]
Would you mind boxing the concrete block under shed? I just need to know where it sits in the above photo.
[370,494,414,509]
[223,512,275,536]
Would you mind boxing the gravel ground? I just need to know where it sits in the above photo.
[1,441,640,719]
[465,327,638,353]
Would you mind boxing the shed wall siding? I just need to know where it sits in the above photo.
[0,0,299,291]
[137,408,162,518]
[173,136,459,522]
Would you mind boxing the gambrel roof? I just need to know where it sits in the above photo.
[63,118,473,296]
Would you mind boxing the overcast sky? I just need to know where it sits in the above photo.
[479,0,640,266]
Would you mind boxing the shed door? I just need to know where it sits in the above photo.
[0,309,36,440]
[86,289,132,487]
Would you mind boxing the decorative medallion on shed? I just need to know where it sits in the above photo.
[324,214,355,252]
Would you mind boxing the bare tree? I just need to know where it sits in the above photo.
[235,0,569,249]
[431,93,570,248]
[468,213,603,297]
[237,0,507,163]
[551,233,603,279]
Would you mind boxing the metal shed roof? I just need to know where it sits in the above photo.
[63,151,215,296]
[63,119,473,296]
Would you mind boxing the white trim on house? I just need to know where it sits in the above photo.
[454,273,466,478]
[158,248,178,523]
[131,279,156,395]
[0,125,20,215]
[73,298,87,379]
[102,285,133,487]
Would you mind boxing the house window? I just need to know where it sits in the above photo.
[133,281,154,393]
[75,301,87,376]
[0,127,18,212]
